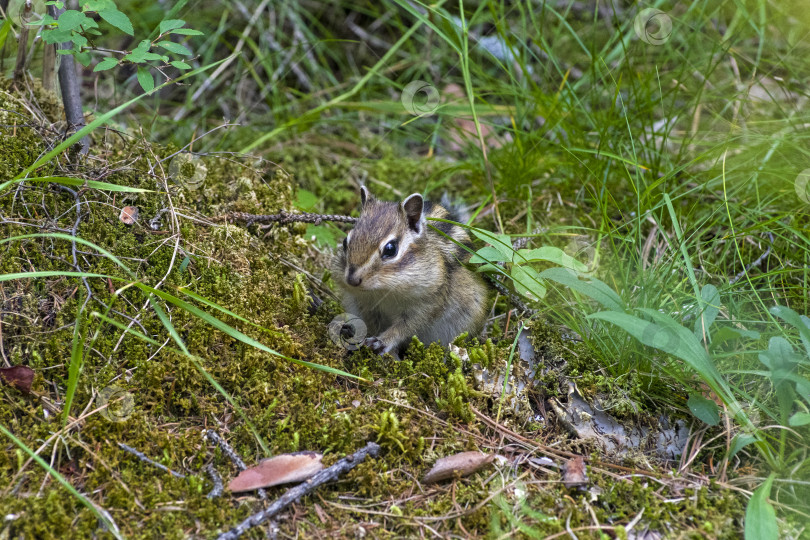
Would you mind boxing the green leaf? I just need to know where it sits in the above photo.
[136,67,155,92]
[73,51,92,67]
[55,10,90,31]
[469,227,514,260]
[70,33,87,48]
[788,411,810,426]
[758,337,799,371]
[517,246,587,272]
[295,189,318,210]
[687,393,720,425]
[159,18,186,34]
[156,40,191,56]
[93,56,118,71]
[169,28,203,36]
[64,308,88,425]
[0,17,12,50]
[123,39,151,62]
[98,8,133,35]
[711,326,761,348]
[304,224,336,248]
[728,434,759,461]
[770,305,810,359]
[745,475,778,540]
[588,310,731,401]
[539,267,625,312]
[511,264,545,300]
[469,246,509,264]
[169,60,191,70]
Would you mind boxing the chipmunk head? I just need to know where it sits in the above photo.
[339,186,429,291]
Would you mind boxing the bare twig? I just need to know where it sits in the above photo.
[118,443,186,479]
[211,211,357,226]
[730,233,775,284]
[205,463,224,499]
[216,441,381,540]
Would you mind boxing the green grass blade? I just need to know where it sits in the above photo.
[178,287,282,337]
[1,234,136,278]
[138,284,363,380]
[0,424,123,539]
[63,306,89,426]
[240,16,429,153]
[0,176,153,194]
[143,296,271,454]
[0,271,115,282]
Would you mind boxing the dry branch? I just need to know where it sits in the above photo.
[216,441,381,540]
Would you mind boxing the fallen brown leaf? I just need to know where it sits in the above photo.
[228,451,323,493]
[423,451,494,484]
[0,365,34,393]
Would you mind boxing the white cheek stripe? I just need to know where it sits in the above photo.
[347,235,417,281]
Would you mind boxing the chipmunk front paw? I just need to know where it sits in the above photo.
[364,336,388,355]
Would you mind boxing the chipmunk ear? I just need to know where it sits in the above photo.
[402,193,425,233]
[360,185,373,207]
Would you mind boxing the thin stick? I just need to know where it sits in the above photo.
[203,429,267,500]
[205,463,224,499]
[211,211,357,226]
[118,443,186,479]
[217,442,381,540]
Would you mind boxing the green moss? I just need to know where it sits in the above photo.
[0,79,752,539]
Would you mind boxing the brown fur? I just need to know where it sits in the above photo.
[332,187,489,355]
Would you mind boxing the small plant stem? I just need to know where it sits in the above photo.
[47,3,90,155]
[12,0,31,85]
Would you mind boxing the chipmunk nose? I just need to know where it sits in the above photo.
[346,267,362,287]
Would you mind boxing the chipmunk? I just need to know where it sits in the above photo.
[333,186,490,356]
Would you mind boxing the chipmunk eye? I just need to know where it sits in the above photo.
[381,240,398,259]
[342,237,348,251]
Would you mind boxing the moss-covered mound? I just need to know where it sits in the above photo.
[0,81,746,538]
